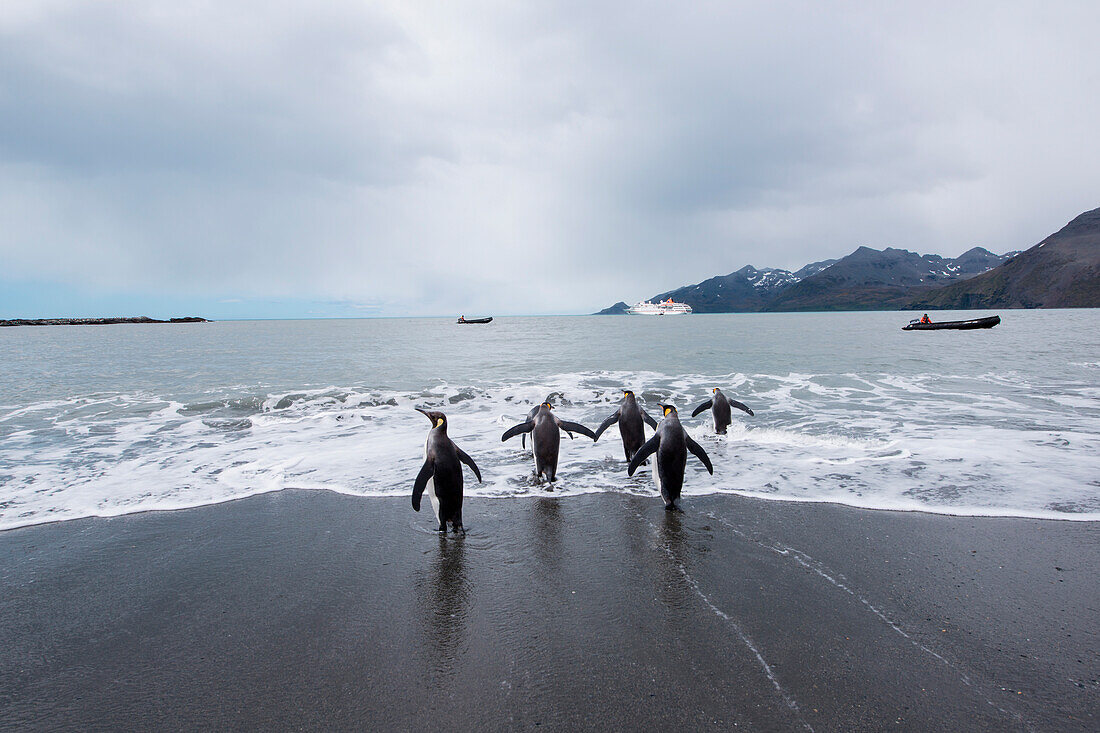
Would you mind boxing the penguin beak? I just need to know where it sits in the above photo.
[415,408,432,422]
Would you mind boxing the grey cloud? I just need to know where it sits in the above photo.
[0,3,433,183]
[1,1,1099,315]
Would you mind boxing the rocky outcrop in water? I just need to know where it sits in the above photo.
[593,301,630,315]
[0,316,209,327]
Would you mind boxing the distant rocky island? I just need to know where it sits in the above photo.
[0,316,209,327]
[597,205,1100,313]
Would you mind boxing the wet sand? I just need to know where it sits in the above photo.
[1,491,1096,731]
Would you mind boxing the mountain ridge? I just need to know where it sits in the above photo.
[594,206,1099,313]
[909,207,1100,309]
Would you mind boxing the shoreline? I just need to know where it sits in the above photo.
[3,486,1098,535]
[2,490,1095,730]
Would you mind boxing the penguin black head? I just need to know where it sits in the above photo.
[712,387,719,394]
[542,401,554,410]
[623,389,634,397]
[659,404,677,416]
[415,408,447,430]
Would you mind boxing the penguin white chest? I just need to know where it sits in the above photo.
[530,430,542,472]
[423,441,440,521]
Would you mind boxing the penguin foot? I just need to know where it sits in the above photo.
[437,524,447,532]
[664,503,683,513]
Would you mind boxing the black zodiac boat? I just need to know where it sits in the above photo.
[903,315,1000,331]
[457,316,493,324]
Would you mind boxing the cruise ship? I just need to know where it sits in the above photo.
[626,298,693,315]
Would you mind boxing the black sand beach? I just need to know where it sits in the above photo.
[1,492,1096,731]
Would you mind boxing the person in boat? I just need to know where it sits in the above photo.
[459,315,465,323]
[920,314,931,324]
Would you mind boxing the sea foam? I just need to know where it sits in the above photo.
[1,370,1098,530]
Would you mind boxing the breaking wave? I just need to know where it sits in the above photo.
[1,370,1098,530]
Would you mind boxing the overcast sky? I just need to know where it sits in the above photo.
[2,1,1098,318]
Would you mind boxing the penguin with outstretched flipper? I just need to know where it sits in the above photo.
[502,402,596,483]
[628,404,713,510]
[521,393,562,450]
[691,387,754,435]
[412,409,482,533]
[593,389,659,461]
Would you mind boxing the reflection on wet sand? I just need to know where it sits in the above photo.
[529,497,563,570]
[653,509,697,616]
[415,534,470,674]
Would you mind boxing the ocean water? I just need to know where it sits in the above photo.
[1,310,1098,529]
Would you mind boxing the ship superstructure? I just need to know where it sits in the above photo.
[626,299,693,315]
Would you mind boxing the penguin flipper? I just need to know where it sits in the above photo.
[593,411,620,441]
[728,398,754,416]
[502,421,534,441]
[641,409,659,429]
[557,420,597,441]
[412,460,434,511]
[691,400,713,418]
[686,436,714,474]
[456,446,482,483]
[522,405,541,448]
[628,435,660,476]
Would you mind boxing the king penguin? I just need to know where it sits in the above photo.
[502,402,597,483]
[691,387,754,435]
[628,404,713,510]
[412,408,482,533]
[593,389,659,461]
[522,393,561,450]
